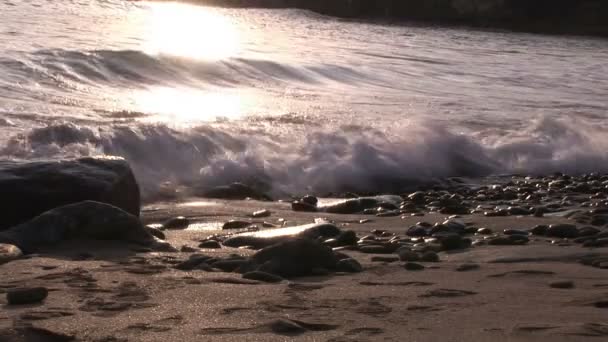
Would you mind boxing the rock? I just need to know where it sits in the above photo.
[0,243,22,264]
[578,226,601,237]
[301,195,318,206]
[547,224,579,238]
[456,263,480,272]
[162,216,190,230]
[371,256,399,263]
[199,240,222,249]
[0,201,165,253]
[503,229,529,236]
[242,271,284,283]
[508,206,530,215]
[404,262,425,271]
[6,287,48,305]
[397,249,420,262]
[174,255,212,270]
[335,230,358,246]
[0,157,140,231]
[180,245,197,253]
[222,220,253,230]
[549,280,575,289]
[530,225,549,235]
[438,234,465,250]
[420,251,439,262]
[251,238,338,277]
[476,227,493,235]
[211,259,249,272]
[336,258,363,272]
[198,182,270,200]
[320,195,402,214]
[291,201,317,212]
[487,235,528,246]
[358,244,397,254]
[250,209,271,218]
[145,226,166,240]
[407,225,428,237]
[222,222,340,249]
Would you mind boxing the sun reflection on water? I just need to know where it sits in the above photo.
[142,2,240,60]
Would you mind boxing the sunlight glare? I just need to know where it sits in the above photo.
[143,2,239,60]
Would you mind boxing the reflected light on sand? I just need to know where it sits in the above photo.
[131,86,245,123]
[143,2,239,60]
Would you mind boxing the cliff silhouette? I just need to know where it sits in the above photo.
[187,0,608,37]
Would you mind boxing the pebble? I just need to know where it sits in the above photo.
[145,226,166,240]
[404,262,425,271]
[358,244,396,254]
[371,256,399,263]
[162,216,190,230]
[222,220,253,230]
[336,258,363,273]
[0,244,22,264]
[503,229,529,236]
[397,249,420,262]
[250,209,271,218]
[7,287,48,305]
[420,251,439,262]
[476,227,493,235]
[199,240,222,249]
[291,200,317,212]
[301,195,318,206]
[529,225,549,235]
[547,224,579,238]
[456,263,480,272]
[180,245,197,253]
[549,280,575,289]
[242,271,283,283]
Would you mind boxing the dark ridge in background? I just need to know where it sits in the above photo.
[178,0,608,37]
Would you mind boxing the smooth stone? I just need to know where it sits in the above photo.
[530,225,549,235]
[549,280,575,289]
[199,240,222,249]
[242,271,284,283]
[291,201,317,212]
[145,226,166,240]
[477,227,493,235]
[251,238,338,277]
[404,262,425,271]
[456,263,480,272]
[547,224,579,238]
[371,256,399,263]
[250,209,271,218]
[503,229,529,236]
[162,216,190,230]
[407,225,428,237]
[336,258,363,272]
[0,157,140,231]
[397,249,420,262]
[6,287,48,305]
[420,251,439,262]
[437,234,465,251]
[197,182,270,200]
[0,201,166,253]
[0,243,22,264]
[222,220,253,230]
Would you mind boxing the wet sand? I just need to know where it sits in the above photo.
[1,197,607,341]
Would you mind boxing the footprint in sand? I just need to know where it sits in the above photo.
[419,288,477,298]
[487,270,555,278]
[124,315,184,334]
[20,309,74,321]
[326,327,384,342]
[0,326,75,342]
[359,281,434,287]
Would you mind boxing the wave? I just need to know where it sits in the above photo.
[2,116,608,200]
[0,49,376,91]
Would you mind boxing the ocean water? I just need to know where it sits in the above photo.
[1,0,608,198]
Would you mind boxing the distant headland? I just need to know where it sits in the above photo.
[179,0,608,37]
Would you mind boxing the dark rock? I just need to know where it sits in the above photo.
[508,207,530,215]
[162,216,189,230]
[549,280,575,289]
[198,182,270,200]
[438,234,465,251]
[145,226,166,240]
[358,244,397,254]
[456,263,480,272]
[242,271,283,283]
[251,238,337,277]
[180,245,197,252]
[0,157,140,231]
[250,209,271,218]
[488,235,528,245]
[301,195,318,206]
[371,256,399,263]
[0,243,22,264]
[336,258,363,272]
[404,262,425,271]
[291,200,317,212]
[335,230,358,246]
[212,259,249,272]
[199,240,222,249]
[476,227,493,235]
[222,220,253,230]
[407,225,428,237]
[547,224,579,238]
[0,201,166,253]
[7,287,48,305]
[530,225,549,235]
[503,229,529,236]
[0,327,75,342]
[420,251,439,262]
[397,249,420,262]
[320,195,402,214]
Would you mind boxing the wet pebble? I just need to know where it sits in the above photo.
[162,216,190,230]
[222,220,253,230]
[476,227,493,235]
[250,209,271,218]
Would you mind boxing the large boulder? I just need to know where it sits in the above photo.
[0,157,140,231]
[252,239,338,277]
[0,201,168,253]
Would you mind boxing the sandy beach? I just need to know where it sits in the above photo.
[1,187,607,341]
